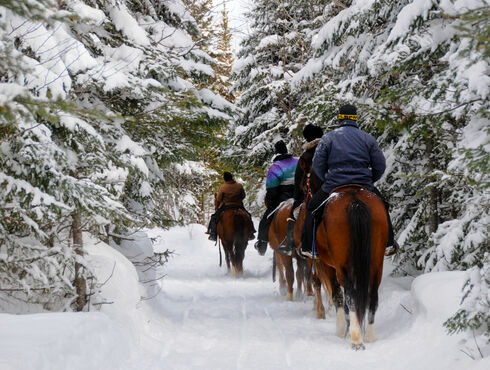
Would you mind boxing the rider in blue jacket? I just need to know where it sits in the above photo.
[301,104,397,258]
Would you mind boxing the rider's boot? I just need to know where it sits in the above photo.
[208,224,217,241]
[278,218,295,255]
[385,240,399,256]
[254,239,268,255]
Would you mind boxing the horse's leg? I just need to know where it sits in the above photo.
[322,267,334,314]
[222,241,231,272]
[295,257,305,300]
[344,282,364,350]
[312,272,325,319]
[276,251,287,296]
[305,259,314,296]
[231,248,239,277]
[282,254,294,301]
[331,275,346,338]
[365,278,379,343]
[234,241,246,277]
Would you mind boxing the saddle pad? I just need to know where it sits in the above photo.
[267,198,294,219]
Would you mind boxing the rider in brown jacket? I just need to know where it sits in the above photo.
[215,175,246,209]
[207,172,255,241]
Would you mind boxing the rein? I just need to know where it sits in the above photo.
[305,173,313,203]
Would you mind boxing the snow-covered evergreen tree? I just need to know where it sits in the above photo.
[290,0,489,339]
[0,0,234,311]
[231,0,328,167]
[212,3,235,101]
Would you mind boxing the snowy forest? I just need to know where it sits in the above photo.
[0,0,488,368]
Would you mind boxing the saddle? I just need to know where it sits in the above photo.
[267,198,294,219]
[313,184,367,216]
[330,183,366,194]
[219,206,254,229]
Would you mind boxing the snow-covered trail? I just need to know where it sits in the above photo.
[140,224,486,370]
[1,224,488,370]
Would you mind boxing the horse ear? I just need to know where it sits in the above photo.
[214,192,217,199]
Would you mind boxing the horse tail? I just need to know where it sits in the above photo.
[347,195,372,327]
[234,210,246,246]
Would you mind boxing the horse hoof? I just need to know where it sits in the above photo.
[351,343,365,351]
[286,292,293,301]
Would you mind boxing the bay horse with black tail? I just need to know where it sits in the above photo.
[314,185,388,350]
[268,199,312,300]
[217,208,253,277]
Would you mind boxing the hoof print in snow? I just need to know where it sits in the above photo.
[351,343,365,351]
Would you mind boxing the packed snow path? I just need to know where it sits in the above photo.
[1,224,488,370]
[143,225,487,370]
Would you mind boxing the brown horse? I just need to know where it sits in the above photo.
[268,199,312,300]
[217,207,253,277]
[313,185,389,350]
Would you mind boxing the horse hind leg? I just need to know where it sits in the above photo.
[233,243,245,278]
[223,244,232,272]
[277,253,294,301]
[331,278,346,338]
[365,281,379,343]
[275,252,294,301]
[312,274,325,319]
[305,261,314,297]
[295,257,306,300]
[344,280,365,350]
[283,255,294,301]
[276,252,287,296]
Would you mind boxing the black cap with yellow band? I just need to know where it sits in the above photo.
[338,114,357,121]
[338,104,357,121]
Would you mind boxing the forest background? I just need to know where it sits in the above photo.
[0,0,488,351]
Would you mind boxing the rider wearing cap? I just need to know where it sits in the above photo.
[254,140,298,253]
[301,104,397,258]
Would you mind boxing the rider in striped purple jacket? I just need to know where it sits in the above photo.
[254,140,298,254]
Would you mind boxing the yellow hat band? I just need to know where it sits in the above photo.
[338,114,357,120]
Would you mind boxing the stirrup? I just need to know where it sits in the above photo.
[385,240,399,256]
[277,245,293,256]
[300,250,319,259]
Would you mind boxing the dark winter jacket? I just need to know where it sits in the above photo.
[312,120,386,193]
[216,180,245,209]
[265,153,298,208]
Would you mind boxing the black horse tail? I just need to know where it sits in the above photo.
[347,196,372,328]
[234,210,246,248]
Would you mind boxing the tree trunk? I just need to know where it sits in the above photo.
[425,136,439,233]
[72,211,87,311]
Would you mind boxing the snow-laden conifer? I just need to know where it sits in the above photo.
[291,0,489,340]
[231,0,327,167]
[0,0,235,311]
